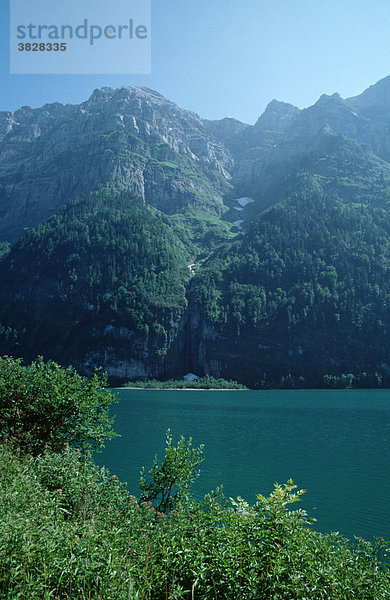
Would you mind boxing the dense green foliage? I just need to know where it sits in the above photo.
[0,242,10,261]
[190,167,390,386]
[0,360,389,599]
[2,134,390,386]
[296,136,390,209]
[0,190,191,372]
[0,356,117,454]
[139,430,204,512]
[124,376,248,389]
[1,434,390,599]
[170,209,236,256]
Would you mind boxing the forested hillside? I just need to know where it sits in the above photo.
[1,79,390,385]
[0,191,191,379]
[189,185,390,386]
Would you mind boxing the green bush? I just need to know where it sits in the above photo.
[0,355,117,454]
[0,427,389,599]
[139,429,204,512]
[0,442,140,599]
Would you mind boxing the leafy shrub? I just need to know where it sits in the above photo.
[0,431,389,599]
[0,442,140,599]
[0,355,117,454]
[139,429,204,512]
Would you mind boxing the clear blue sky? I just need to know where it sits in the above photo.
[1,0,390,124]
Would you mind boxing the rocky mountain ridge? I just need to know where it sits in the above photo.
[2,76,390,241]
[2,76,390,385]
[0,86,233,241]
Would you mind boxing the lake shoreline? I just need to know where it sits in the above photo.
[114,387,246,391]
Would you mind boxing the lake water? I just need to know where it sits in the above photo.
[97,388,390,542]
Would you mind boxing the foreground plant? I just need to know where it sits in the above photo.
[0,355,117,454]
[139,429,204,512]
[0,423,389,598]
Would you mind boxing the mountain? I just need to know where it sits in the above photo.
[1,77,390,386]
[0,86,232,242]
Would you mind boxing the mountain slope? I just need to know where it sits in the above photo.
[187,168,390,386]
[0,87,232,241]
[0,190,191,379]
[2,78,390,384]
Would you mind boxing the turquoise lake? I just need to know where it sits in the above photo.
[97,388,390,542]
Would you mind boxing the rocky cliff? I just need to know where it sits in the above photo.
[2,77,390,385]
[0,86,233,241]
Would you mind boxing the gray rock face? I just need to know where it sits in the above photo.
[3,76,390,381]
[0,86,234,240]
[227,76,390,204]
[344,76,390,162]
[346,75,390,113]
[3,77,390,242]
[253,99,300,134]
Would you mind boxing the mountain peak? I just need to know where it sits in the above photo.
[314,92,344,107]
[87,87,115,105]
[346,75,390,111]
[254,99,300,133]
[266,99,299,111]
